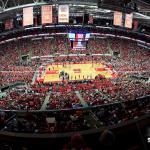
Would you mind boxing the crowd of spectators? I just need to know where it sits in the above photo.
[0,94,149,150]
[0,36,149,130]
[94,96,150,127]
[0,86,46,110]
[0,71,34,87]
[110,39,150,73]
[46,91,82,110]
[0,36,150,86]
[0,22,150,150]
[0,77,150,111]
[3,111,90,134]
[88,38,110,54]
[1,95,149,135]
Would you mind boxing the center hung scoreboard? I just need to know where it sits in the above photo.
[68,32,90,50]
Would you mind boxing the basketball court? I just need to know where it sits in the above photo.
[41,61,116,83]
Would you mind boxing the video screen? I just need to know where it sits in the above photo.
[85,33,90,41]
[68,33,75,41]
[73,41,86,49]
[68,33,90,41]
[76,34,84,41]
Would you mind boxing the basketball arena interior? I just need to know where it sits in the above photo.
[0,0,150,150]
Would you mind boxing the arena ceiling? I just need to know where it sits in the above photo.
[0,0,149,24]
[0,0,149,9]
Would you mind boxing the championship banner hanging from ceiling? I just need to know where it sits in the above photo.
[125,13,133,29]
[58,5,69,23]
[23,7,33,26]
[5,19,13,30]
[133,19,138,31]
[41,5,53,24]
[89,15,93,24]
[113,11,123,27]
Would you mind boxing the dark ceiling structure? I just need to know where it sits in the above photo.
[0,0,149,11]
[0,0,149,24]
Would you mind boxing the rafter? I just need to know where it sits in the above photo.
[0,0,4,9]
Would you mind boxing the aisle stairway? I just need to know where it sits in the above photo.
[32,66,40,84]
[107,39,113,55]
[40,94,50,111]
[75,91,88,107]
